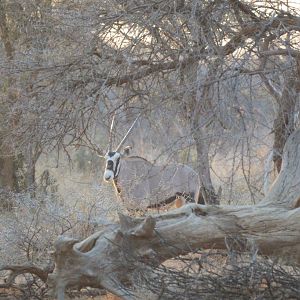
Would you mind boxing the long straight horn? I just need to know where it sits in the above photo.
[115,113,141,152]
[108,113,115,152]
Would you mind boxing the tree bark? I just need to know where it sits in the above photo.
[272,80,298,173]
[48,128,300,299]
[182,62,219,205]
[0,2,14,60]
[191,64,219,205]
[0,146,15,190]
[193,128,218,205]
[0,4,44,194]
[0,2,18,193]
[259,38,300,174]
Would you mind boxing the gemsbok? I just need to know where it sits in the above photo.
[100,114,204,210]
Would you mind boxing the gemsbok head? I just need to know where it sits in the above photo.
[100,113,205,210]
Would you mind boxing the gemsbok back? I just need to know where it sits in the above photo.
[100,114,204,210]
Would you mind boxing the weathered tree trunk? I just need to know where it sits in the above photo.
[272,80,297,173]
[0,146,15,190]
[193,128,218,204]
[0,4,43,195]
[25,142,42,194]
[0,2,14,60]
[48,129,300,300]
[0,3,19,194]
[259,38,300,174]
[183,63,219,205]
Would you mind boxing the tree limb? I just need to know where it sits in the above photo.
[0,263,52,288]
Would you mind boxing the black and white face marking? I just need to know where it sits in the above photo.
[103,151,121,181]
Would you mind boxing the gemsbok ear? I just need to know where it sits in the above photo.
[122,146,132,156]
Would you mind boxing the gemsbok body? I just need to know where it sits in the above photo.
[101,113,204,209]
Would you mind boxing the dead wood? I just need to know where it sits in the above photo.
[47,129,300,299]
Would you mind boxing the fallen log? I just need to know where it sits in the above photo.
[48,129,300,299]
